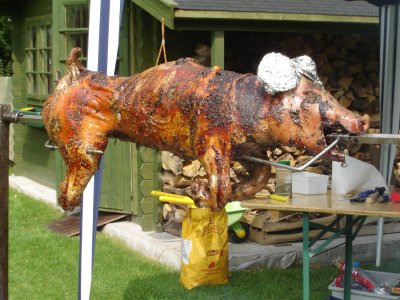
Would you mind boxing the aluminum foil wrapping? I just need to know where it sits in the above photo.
[257,52,322,95]
[292,55,323,86]
[257,52,299,95]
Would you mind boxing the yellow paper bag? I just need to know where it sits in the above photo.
[180,207,228,290]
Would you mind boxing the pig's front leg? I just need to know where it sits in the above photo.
[231,162,271,200]
[192,136,232,211]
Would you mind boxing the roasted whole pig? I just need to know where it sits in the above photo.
[43,48,369,211]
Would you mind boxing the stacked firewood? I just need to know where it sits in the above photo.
[308,34,380,128]
[226,33,381,127]
[161,147,329,199]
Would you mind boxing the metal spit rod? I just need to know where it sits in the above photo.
[327,133,400,145]
[2,111,43,125]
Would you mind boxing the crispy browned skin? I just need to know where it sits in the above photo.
[43,48,369,211]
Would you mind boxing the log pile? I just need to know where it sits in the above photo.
[309,34,380,128]
[226,32,381,127]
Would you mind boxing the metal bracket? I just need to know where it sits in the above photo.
[2,111,20,124]
[44,139,103,155]
[86,149,103,155]
[44,139,58,150]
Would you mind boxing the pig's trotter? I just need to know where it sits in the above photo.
[231,163,271,200]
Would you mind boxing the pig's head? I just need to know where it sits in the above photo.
[265,76,369,161]
[254,52,369,161]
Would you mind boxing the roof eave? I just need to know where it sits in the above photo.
[173,9,379,24]
[132,0,176,29]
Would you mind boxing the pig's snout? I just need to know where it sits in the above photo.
[360,114,370,132]
[343,113,370,134]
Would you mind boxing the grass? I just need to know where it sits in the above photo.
[8,188,399,300]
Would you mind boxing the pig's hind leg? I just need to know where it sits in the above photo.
[231,161,271,200]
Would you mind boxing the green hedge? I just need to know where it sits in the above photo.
[0,16,12,76]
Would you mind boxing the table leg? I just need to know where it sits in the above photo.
[303,212,310,300]
[344,215,353,300]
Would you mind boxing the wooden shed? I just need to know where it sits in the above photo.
[1,0,379,231]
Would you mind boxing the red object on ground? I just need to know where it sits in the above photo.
[391,191,400,202]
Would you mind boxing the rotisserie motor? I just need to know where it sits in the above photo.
[43,48,369,211]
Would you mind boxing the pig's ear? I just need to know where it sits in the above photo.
[291,55,323,86]
[257,52,300,95]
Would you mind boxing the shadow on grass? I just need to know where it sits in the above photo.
[121,267,335,300]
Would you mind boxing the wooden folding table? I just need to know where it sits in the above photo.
[242,193,400,300]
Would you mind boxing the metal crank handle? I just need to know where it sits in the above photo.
[241,138,339,172]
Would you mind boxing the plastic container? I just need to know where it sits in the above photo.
[292,171,329,195]
[335,262,389,294]
[329,270,400,300]
[275,160,292,197]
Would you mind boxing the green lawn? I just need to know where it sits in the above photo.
[9,188,396,300]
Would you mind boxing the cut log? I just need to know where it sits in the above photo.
[161,151,183,175]
[339,96,352,108]
[347,63,363,76]
[324,46,338,58]
[332,59,346,69]
[351,80,368,98]
[182,160,206,177]
[334,89,346,99]
[367,94,377,103]
[343,91,355,102]
[161,171,194,188]
[338,77,353,90]
[162,185,191,196]
[319,62,336,75]
[162,203,174,219]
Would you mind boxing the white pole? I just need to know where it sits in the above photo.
[79,0,123,299]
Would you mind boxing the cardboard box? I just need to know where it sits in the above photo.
[292,171,329,195]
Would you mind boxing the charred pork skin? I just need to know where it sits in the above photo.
[43,48,369,211]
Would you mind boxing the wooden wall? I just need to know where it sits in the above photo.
[11,0,56,188]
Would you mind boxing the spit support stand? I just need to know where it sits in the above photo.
[241,133,400,172]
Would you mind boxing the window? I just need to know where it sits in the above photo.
[60,3,89,66]
[26,19,52,104]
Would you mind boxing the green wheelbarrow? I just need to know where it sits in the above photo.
[152,191,250,243]
[225,201,250,243]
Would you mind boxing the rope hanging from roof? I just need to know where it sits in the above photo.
[156,17,168,65]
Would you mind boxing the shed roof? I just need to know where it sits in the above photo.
[172,0,378,17]
[134,0,379,30]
